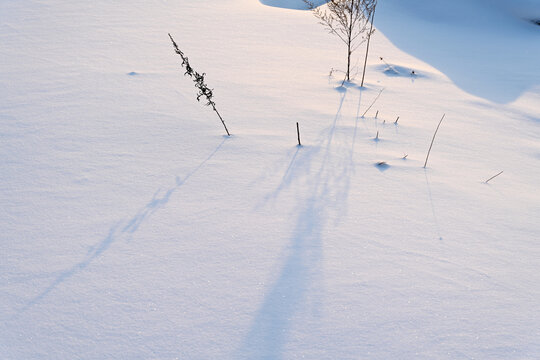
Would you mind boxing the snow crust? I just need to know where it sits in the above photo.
[1,0,539,359]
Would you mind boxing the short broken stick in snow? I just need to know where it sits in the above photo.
[361,88,384,118]
[296,122,302,146]
[379,56,398,74]
[423,114,445,168]
[168,33,230,136]
[485,171,503,183]
[394,116,399,124]
[379,56,391,68]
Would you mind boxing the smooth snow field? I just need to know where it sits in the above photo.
[1,0,539,359]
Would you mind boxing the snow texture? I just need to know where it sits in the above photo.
[1,0,539,359]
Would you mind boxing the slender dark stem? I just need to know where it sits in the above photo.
[423,114,446,168]
[296,122,301,146]
[341,74,348,87]
[485,171,503,183]
[346,0,354,82]
[213,105,230,136]
[361,88,384,117]
[360,5,376,88]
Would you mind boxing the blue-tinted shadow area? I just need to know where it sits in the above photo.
[259,0,327,10]
[14,139,227,317]
[237,89,361,358]
[375,0,540,103]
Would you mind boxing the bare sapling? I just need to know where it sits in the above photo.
[423,114,445,168]
[168,33,230,136]
[305,0,377,84]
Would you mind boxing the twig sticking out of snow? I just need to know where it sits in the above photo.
[379,56,399,74]
[296,122,302,146]
[423,114,446,168]
[361,88,384,118]
[485,171,503,183]
[394,116,399,125]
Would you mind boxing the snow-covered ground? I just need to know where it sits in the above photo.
[1,0,539,358]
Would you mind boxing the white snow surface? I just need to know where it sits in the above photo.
[1,0,539,359]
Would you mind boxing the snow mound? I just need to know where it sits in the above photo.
[377,0,540,103]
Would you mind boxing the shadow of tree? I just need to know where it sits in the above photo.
[238,89,360,358]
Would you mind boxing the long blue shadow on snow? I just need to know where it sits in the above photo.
[238,89,358,358]
[238,195,325,359]
[259,0,327,10]
[15,138,227,316]
[424,169,443,241]
[259,145,320,208]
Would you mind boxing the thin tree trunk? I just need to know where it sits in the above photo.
[346,0,355,82]
[346,46,351,82]
[360,4,376,88]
